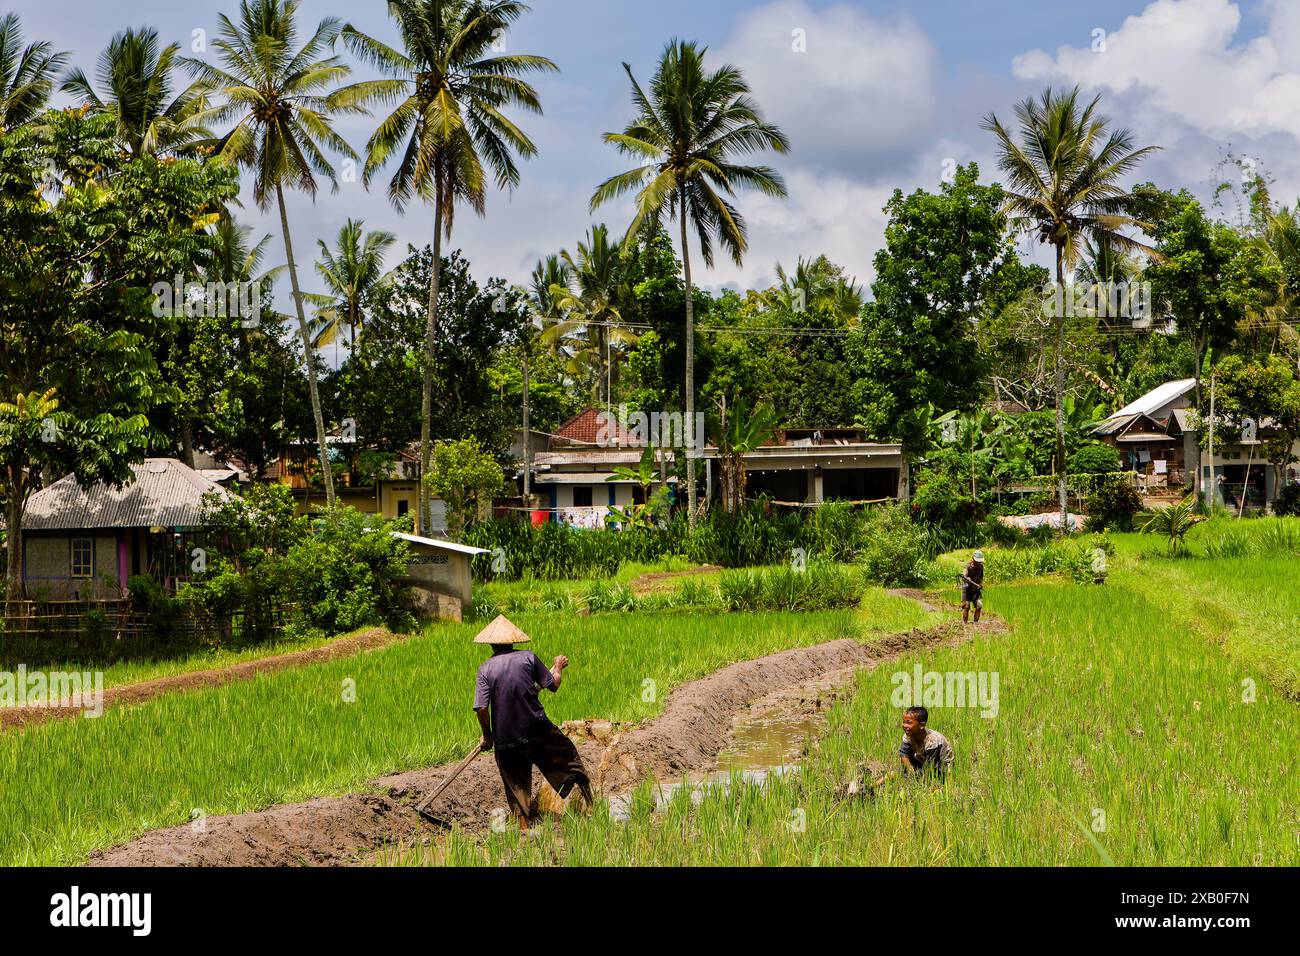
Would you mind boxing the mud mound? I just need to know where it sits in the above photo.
[628,565,723,596]
[2,627,402,734]
[90,607,1005,866]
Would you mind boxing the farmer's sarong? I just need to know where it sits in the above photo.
[494,722,591,818]
[962,586,983,610]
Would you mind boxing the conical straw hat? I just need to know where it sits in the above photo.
[474,615,531,645]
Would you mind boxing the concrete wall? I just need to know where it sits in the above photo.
[402,543,473,620]
[23,534,120,598]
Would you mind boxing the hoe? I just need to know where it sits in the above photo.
[415,742,484,827]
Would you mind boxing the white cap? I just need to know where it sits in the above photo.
[972,550,985,563]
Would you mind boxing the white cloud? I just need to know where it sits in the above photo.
[1012,0,1300,156]
[716,1,939,174]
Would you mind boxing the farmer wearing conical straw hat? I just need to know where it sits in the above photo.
[472,615,593,831]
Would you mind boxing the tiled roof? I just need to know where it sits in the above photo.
[550,408,634,448]
[23,459,229,532]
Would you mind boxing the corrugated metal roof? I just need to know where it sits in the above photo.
[1109,379,1196,419]
[390,532,488,556]
[23,459,229,532]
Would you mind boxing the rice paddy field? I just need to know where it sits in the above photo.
[0,589,934,866]
[0,521,1296,867]
[388,529,1300,868]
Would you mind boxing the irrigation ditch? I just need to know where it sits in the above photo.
[88,592,1007,867]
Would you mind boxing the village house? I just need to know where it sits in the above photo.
[703,426,909,506]
[531,409,677,527]
[1094,377,1299,507]
[1092,378,1196,492]
[17,458,229,600]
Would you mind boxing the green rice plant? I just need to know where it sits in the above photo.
[0,601,950,866]
[398,560,1299,867]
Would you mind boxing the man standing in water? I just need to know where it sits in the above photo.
[960,550,985,624]
[472,615,594,832]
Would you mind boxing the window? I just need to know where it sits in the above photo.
[572,486,594,508]
[633,485,647,506]
[71,538,93,578]
[397,499,410,517]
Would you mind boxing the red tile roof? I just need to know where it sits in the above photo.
[550,408,634,448]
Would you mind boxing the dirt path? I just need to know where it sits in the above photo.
[1,627,403,734]
[89,596,1004,867]
[627,565,723,596]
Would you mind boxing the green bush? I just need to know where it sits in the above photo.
[1273,484,1300,517]
[1071,443,1122,474]
[860,505,931,586]
[1084,473,1143,531]
[278,509,414,636]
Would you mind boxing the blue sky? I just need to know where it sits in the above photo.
[13,0,1300,314]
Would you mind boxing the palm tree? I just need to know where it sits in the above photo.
[768,254,862,324]
[342,0,557,534]
[518,254,568,506]
[0,14,67,130]
[983,86,1157,530]
[185,0,392,508]
[715,394,777,513]
[593,39,789,527]
[307,218,396,360]
[61,27,212,157]
[543,224,638,405]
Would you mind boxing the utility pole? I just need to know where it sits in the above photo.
[1207,372,1216,511]
[522,344,531,508]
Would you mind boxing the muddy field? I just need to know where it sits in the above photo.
[89,602,1003,867]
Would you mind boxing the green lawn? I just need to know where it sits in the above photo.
[0,587,933,865]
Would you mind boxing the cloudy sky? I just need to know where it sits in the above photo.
[15,0,1300,301]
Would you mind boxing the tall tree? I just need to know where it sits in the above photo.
[984,86,1157,528]
[0,14,67,130]
[307,218,396,359]
[61,26,212,157]
[543,224,637,404]
[0,112,237,600]
[593,38,789,527]
[186,0,391,508]
[858,164,1019,447]
[342,0,557,533]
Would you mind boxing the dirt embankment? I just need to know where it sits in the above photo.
[90,602,1004,867]
[627,565,723,596]
[1,627,402,734]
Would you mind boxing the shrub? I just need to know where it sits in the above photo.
[860,505,930,586]
[278,509,414,635]
[1085,473,1143,531]
[1071,443,1122,475]
[1273,483,1300,517]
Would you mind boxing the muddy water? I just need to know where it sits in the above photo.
[606,667,855,821]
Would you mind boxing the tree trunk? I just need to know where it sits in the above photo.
[5,477,24,603]
[180,420,196,469]
[276,183,336,509]
[419,186,445,536]
[679,190,697,530]
[1055,247,1069,531]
